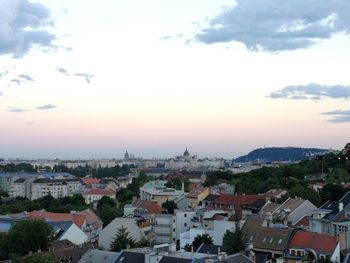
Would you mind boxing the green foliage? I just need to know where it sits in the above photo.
[134,236,155,248]
[3,220,53,258]
[116,172,154,206]
[184,243,192,252]
[222,229,245,255]
[95,196,122,226]
[0,163,37,173]
[110,227,135,252]
[320,184,346,203]
[52,164,131,178]
[165,178,190,191]
[191,234,213,252]
[162,200,178,214]
[21,254,58,263]
[0,194,89,215]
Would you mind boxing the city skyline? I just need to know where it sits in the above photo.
[1,0,350,159]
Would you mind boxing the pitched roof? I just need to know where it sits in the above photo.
[187,186,208,199]
[214,194,265,205]
[224,253,255,263]
[242,215,294,252]
[115,251,145,263]
[293,215,309,228]
[159,256,192,263]
[87,188,115,196]
[79,249,120,263]
[289,231,337,254]
[204,194,220,202]
[27,210,89,228]
[132,199,161,214]
[319,192,350,221]
[196,244,226,254]
[82,178,100,185]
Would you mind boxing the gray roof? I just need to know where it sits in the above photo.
[115,251,145,263]
[78,249,120,263]
[196,244,225,254]
[159,256,192,263]
[224,253,255,263]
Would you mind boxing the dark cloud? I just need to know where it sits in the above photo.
[57,67,94,83]
[7,106,29,113]
[0,0,56,57]
[36,104,57,110]
[321,109,350,123]
[194,0,350,51]
[269,84,350,100]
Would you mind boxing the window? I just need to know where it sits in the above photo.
[184,223,187,227]
[290,249,296,255]
[278,239,283,244]
[262,237,267,243]
[249,236,254,242]
[173,238,176,241]
[297,250,301,256]
[269,238,274,243]
[184,213,187,217]
[173,228,175,232]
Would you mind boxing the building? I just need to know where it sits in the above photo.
[79,249,121,263]
[26,209,103,243]
[48,240,90,263]
[140,180,184,206]
[124,199,161,217]
[259,198,317,226]
[49,221,88,245]
[83,188,115,204]
[309,191,350,250]
[98,217,153,250]
[31,178,82,200]
[284,230,340,263]
[186,185,209,208]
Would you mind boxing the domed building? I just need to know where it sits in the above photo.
[183,148,191,162]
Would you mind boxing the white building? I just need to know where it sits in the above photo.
[83,188,115,204]
[31,178,82,200]
[49,221,88,245]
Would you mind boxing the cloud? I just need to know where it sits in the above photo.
[36,104,57,110]
[0,0,56,57]
[7,106,29,113]
[57,67,94,83]
[269,83,350,100]
[321,109,350,123]
[73,73,94,83]
[0,91,3,96]
[194,0,350,51]
[57,67,70,76]
[9,74,35,85]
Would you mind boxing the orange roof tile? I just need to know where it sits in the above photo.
[87,188,115,196]
[82,178,100,185]
[132,200,161,214]
[289,231,337,254]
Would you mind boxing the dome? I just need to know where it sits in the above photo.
[183,148,190,157]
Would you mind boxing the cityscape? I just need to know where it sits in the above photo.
[1,1,350,263]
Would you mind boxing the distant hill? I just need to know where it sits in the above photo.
[235,147,330,163]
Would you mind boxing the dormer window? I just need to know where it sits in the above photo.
[269,238,274,243]
[262,237,267,243]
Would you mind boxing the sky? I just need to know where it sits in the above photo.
[0,0,350,159]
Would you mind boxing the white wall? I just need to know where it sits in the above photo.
[213,220,236,246]
[331,243,340,263]
[60,223,88,245]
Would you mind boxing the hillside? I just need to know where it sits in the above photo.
[235,147,330,163]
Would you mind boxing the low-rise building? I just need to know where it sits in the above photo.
[83,188,115,204]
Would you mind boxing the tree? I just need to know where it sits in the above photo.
[110,227,135,252]
[162,200,177,214]
[192,234,213,252]
[222,229,245,255]
[183,243,192,252]
[22,254,58,263]
[97,196,116,210]
[7,220,53,256]
[134,236,155,248]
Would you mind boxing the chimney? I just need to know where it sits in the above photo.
[181,182,185,193]
[339,202,344,212]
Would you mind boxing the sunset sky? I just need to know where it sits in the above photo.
[1,0,350,159]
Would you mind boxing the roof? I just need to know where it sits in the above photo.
[319,192,350,221]
[243,215,294,252]
[33,178,81,184]
[159,256,192,263]
[214,194,265,206]
[254,252,269,263]
[187,186,208,199]
[87,188,115,196]
[13,178,26,183]
[293,215,310,228]
[289,231,337,254]
[48,221,73,240]
[82,178,100,185]
[204,194,220,202]
[79,249,120,263]
[196,244,226,254]
[224,253,255,263]
[132,199,161,214]
[115,251,145,263]
[27,210,87,228]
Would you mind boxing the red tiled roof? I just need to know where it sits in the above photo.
[82,178,100,185]
[188,183,202,191]
[27,210,86,228]
[87,188,115,196]
[289,231,337,254]
[214,193,265,205]
[132,200,161,214]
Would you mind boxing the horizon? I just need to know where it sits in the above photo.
[1,0,349,158]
